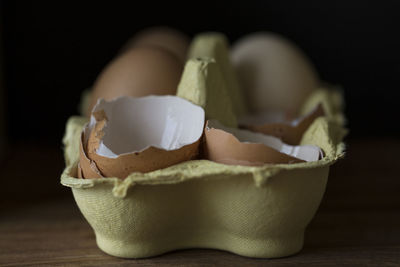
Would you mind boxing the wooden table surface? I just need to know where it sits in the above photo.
[1,138,400,266]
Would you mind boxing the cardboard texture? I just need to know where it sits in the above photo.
[61,33,346,259]
[188,33,247,116]
[300,86,346,126]
[177,58,237,128]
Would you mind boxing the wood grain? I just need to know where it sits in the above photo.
[1,138,400,266]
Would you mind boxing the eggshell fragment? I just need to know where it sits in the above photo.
[232,32,319,113]
[121,26,190,63]
[87,47,183,115]
[79,132,103,179]
[204,120,322,166]
[84,96,205,179]
[240,104,325,145]
[77,163,83,179]
[86,110,108,158]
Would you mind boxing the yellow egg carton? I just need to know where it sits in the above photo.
[61,33,346,258]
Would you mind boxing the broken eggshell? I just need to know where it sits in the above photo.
[204,120,322,166]
[81,95,205,179]
[79,130,103,179]
[77,163,83,179]
[239,104,325,145]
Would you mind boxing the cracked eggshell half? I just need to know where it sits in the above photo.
[87,46,183,115]
[204,120,322,166]
[240,104,325,145]
[232,32,319,113]
[83,95,205,179]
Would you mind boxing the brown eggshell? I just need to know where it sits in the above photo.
[79,132,104,179]
[242,104,324,145]
[87,47,183,115]
[203,121,303,166]
[88,141,200,179]
[85,98,203,179]
[86,110,108,156]
[86,112,200,178]
[120,26,190,63]
[77,163,83,179]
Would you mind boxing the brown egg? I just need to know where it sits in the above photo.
[87,46,183,115]
[232,32,319,113]
[120,26,190,63]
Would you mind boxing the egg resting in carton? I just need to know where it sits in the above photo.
[61,32,346,258]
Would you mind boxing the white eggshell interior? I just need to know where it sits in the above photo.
[89,96,205,158]
[207,120,322,162]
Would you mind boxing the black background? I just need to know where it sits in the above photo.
[2,1,400,145]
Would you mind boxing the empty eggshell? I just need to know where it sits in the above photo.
[232,32,319,113]
[83,95,205,179]
[121,26,190,63]
[240,104,325,145]
[204,120,322,166]
[87,47,183,115]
